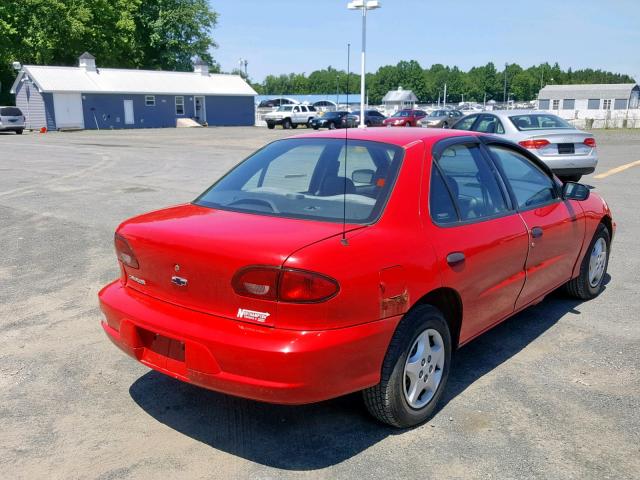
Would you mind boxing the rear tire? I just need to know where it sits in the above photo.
[565,223,610,300]
[16,129,24,135]
[329,122,336,130]
[442,122,449,128]
[291,123,298,129]
[363,305,451,428]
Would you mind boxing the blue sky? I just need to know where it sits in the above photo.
[211,0,639,82]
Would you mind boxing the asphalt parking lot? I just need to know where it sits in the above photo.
[1,126,639,479]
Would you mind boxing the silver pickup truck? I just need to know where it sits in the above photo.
[264,104,317,129]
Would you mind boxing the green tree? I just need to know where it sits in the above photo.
[0,0,219,104]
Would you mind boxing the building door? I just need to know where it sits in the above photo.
[53,93,84,129]
[194,96,206,124]
[123,100,134,125]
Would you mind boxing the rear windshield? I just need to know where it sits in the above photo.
[195,138,404,224]
[1,107,22,116]
[510,114,572,131]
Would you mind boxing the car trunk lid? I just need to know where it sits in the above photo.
[117,203,355,326]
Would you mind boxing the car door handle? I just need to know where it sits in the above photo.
[446,252,466,266]
[531,227,544,239]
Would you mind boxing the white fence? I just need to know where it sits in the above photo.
[542,108,640,129]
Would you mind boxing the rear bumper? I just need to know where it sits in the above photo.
[98,281,399,404]
[533,152,598,176]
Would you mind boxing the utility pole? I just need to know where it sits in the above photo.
[238,58,248,78]
[443,83,447,108]
[503,62,508,105]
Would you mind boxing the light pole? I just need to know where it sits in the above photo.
[347,0,380,128]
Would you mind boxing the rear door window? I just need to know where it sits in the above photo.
[436,143,509,221]
[475,115,505,134]
[487,145,557,209]
[429,165,459,224]
[453,115,477,130]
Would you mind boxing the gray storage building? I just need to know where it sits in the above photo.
[538,83,640,112]
[10,53,257,130]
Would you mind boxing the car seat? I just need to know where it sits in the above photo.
[319,176,356,196]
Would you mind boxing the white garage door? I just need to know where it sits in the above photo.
[53,93,84,129]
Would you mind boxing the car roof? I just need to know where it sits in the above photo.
[485,109,553,118]
[293,126,481,148]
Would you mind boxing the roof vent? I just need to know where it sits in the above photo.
[78,52,96,72]
[193,56,209,76]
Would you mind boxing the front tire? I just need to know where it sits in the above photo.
[565,223,610,299]
[363,305,451,428]
[16,129,24,135]
[267,122,275,130]
[282,118,292,130]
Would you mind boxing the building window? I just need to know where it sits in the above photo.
[563,99,575,110]
[614,98,628,110]
[552,99,560,110]
[175,96,185,115]
[602,99,611,110]
[538,99,550,110]
[587,99,600,109]
[145,95,155,106]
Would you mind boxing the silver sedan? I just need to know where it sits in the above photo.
[450,110,598,181]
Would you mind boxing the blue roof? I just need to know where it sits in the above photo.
[256,94,362,105]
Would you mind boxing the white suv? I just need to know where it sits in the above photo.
[264,105,317,129]
[0,106,25,134]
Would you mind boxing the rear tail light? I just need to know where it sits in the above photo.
[279,269,339,302]
[114,233,139,269]
[232,266,339,303]
[583,137,596,147]
[519,139,550,149]
[232,266,279,300]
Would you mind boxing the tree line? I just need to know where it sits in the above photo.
[254,61,635,104]
[0,2,634,106]
[0,0,219,104]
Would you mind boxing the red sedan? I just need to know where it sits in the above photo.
[382,109,427,127]
[99,128,614,427]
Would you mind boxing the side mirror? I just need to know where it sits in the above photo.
[562,182,590,201]
[352,169,375,184]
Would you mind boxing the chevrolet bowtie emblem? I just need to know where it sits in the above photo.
[171,276,188,287]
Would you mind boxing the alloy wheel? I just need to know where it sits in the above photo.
[403,329,445,409]
[588,237,607,287]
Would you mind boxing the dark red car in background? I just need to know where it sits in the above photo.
[383,109,427,127]
[99,128,613,427]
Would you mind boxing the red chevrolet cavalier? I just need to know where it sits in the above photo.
[99,128,613,427]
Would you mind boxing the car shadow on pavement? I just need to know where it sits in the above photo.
[129,279,609,471]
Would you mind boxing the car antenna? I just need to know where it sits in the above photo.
[341,43,351,247]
